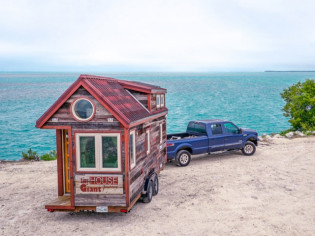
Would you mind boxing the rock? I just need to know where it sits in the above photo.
[272,134,282,138]
[285,132,294,138]
[295,131,305,137]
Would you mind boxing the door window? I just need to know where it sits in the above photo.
[224,123,239,134]
[211,124,223,135]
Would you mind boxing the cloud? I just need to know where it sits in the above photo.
[0,0,314,71]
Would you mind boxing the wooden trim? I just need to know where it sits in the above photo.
[73,130,122,134]
[56,129,64,196]
[45,193,141,212]
[75,171,123,174]
[124,128,130,207]
[156,94,161,108]
[145,129,150,155]
[159,123,163,144]
[129,130,136,170]
[36,81,83,128]
[41,126,72,130]
[147,94,151,111]
[70,97,96,122]
[45,205,75,210]
[161,94,165,107]
[73,131,123,174]
[165,120,167,163]
[121,84,151,94]
[68,127,75,207]
[129,111,168,128]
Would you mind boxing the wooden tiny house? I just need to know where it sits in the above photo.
[36,74,168,212]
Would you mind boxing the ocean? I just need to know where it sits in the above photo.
[1,71,314,161]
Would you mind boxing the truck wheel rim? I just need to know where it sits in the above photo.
[244,144,253,153]
[180,154,189,164]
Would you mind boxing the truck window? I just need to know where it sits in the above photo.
[224,123,239,134]
[187,122,207,134]
[211,124,223,135]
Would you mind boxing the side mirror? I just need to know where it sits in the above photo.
[239,128,242,134]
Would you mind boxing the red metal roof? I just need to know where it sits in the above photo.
[36,74,168,128]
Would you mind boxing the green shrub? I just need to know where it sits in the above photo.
[40,150,57,161]
[22,148,39,161]
[281,79,315,131]
[305,131,312,136]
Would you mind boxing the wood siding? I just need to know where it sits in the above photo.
[151,94,157,111]
[45,86,120,128]
[129,116,167,203]
[75,194,126,206]
[128,90,148,109]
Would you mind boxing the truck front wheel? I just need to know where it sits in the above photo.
[242,141,256,156]
[176,150,191,167]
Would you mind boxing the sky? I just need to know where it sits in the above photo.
[0,0,315,72]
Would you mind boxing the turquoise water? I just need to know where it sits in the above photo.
[1,72,314,160]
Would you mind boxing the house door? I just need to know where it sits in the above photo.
[63,130,70,194]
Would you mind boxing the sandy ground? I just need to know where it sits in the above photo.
[1,137,315,236]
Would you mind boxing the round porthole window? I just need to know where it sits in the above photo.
[72,98,95,121]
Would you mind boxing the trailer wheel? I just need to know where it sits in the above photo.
[142,180,153,203]
[241,141,256,156]
[152,174,159,196]
[175,150,191,167]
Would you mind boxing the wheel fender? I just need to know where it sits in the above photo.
[175,143,193,154]
[242,136,257,147]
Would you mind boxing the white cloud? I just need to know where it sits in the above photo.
[0,0,314,71]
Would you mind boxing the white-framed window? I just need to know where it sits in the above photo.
[160,123,163,144]
[130,130,136,169]
[156,95,161,108]
[161,94,165,107]
[72,98,95,121]
[146,130,150,154]
[76,133,121,172]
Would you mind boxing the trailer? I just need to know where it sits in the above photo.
[36,74,168,213]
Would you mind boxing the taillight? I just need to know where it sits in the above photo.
[166,143,174,147]
[120,209,127,213]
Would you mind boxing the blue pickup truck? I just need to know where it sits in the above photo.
[167,119,259,166]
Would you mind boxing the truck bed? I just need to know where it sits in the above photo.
[167,132,204,141]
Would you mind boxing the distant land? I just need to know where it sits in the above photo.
[265,70,315,72]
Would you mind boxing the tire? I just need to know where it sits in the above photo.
[142,180,153,203]
[242,141,256,156]
[152,174,159,196]
[175,150,191,167]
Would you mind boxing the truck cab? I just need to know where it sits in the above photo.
[167,119,258,166]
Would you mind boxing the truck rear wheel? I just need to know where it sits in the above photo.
[242,141,256,156]
[175,150,191,167]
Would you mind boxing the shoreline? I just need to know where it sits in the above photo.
[1,136,315,235]
[1,133,314,162]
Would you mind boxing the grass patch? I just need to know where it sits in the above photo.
[40,150,57,161]
[22,148,39,161]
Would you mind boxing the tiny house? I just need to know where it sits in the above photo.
[36,74,168,212]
